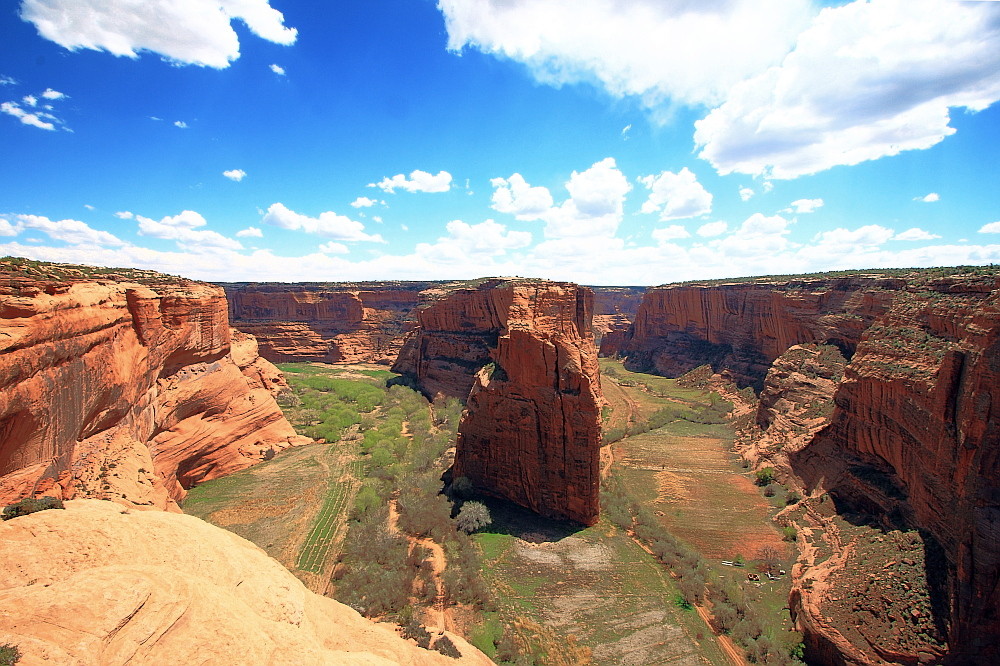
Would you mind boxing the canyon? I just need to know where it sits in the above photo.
[394,278,605,525]
[619,269,1000,663]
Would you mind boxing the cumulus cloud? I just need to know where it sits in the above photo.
[22,95,37,107]
[978,221,1000,234]
[222,169,246,181]
[638,167,712,221]
[350,197,380,208]
[20,0,297,69]
[914,192,940,203]
[438,0,812,108]
[540,158,631,239]
[739,187,754,202]
[697,221,728,237]
[41,88,65,100]
[262,202,385,242]
[652,225,690,243]
[269,63,285,75]
[173,120,188,129]
[893,227,941,242]
[235,226,263,238]
[1,101,55,130]
[490,173,553,220]
[114,211,133,219]
[9,213,125,246]
[0,219,20,236]
[136,209,243,250]
[812,225,895,250]
[416,219,532,265]
[695,0,1000,179]
[318,241,348,254]
[784,198,824,214]
[372,169,452,193]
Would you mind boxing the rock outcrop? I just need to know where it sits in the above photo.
[590,286,645,356]
[0,499,490,665]
[0,265,308,511]
[223,281,435,364]
[621,269,1000,663]
[395,279,604,525]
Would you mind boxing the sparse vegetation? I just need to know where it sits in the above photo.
[0,643,21,666]
[755,467,776,486]
[2,496,64,520]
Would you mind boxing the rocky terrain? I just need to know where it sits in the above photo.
[0,260,309,511]
[0,499,489,665]
[590,285,645,356]
[619,268,1000,663]
[395,279,604,525]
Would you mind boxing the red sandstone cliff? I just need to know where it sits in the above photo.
[622,270,1000,663]
[0,264,308,511]
[590,286,645,357]
[223,281,434,364]
[396,279,604,525]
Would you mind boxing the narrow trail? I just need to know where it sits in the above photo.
[387,498,454,632]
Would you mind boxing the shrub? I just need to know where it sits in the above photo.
[785,490,802,505]
[763,484,777,498]
[2,496,64,521]
[433,635,462,658]
[755,467,776,486]
[782,526,798,542]
[450,476,474,500]
[455,501,492,534]
[402,620,432,649]
[0,644,20,666]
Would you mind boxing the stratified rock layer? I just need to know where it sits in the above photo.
[621,271,1000,663]
[590,286,645,356]
[223,282,436,364]
[0,270,308,510]
[396,279,604,525]
[0,499,490,665]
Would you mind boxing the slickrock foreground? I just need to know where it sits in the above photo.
[395,279,604,525]
[0,264,308,510]
[620,270,1000,663]
[0,500,489,665]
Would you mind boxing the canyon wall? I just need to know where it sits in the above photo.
[395,279,604,525]
[223,281,436,364]
[590,286,645,356]
[0,268,308,511]
[0,499,489,665]
[621,270,1000,662]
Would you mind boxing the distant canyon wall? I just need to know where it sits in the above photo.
[620,272,1000,663]
[0,275,308,511]
[394,279,604,525]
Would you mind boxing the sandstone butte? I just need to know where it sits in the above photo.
[0,499,490,665]
[393,278,604,525]
[222,280,643,367]
[618,271,1000,663]
[0,267,309,511]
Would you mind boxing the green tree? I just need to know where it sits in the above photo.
[455,501,492,534]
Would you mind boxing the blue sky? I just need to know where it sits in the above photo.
[1,0,999,285]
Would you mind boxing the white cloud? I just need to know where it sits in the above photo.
[893,227,941,242]
[697,221,728,237]
[0,76,17,86]
[11,213,125,246]
[1,101,55,130]
[83,204,95,211]
[739,187,754,202]
[136,209,243,250]
[236,226,263,238]
[41,88,65,100]
[695,0,1000,179]
[638,167,713,221]
[0,219,19,236]
[174,120,188,129]
[652,225,690,243]
[373,169,453,193]
[21,0,297,69]
[416,219,532,264]
[269,63,285,75]
[979,221,1000,234]
[784,198,824,214]
[621,124,632,139]
[711,213,793,259]
[114,211,133,219]
[812,225,895,249]
[22,95,37,107]
[262,202,385,242]
[490,173,553,220]
[350,197,379,208]
[222,168,246,181]
[438,0,813,108]
[914,192,940,203]
[540,157,631,239]
[318,241,348,254]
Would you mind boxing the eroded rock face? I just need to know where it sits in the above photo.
[0,273,308,511]
[397,279,604,525]
[223,282,435,364]
[0,499,490,665]
[623,271,1000,662]
[590,286,645,357]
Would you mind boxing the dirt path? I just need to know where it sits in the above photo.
[387,498,454,632]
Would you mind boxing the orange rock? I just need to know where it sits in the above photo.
[0,274,308,511]
[0,499,491,665]
[397,279,604,525]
